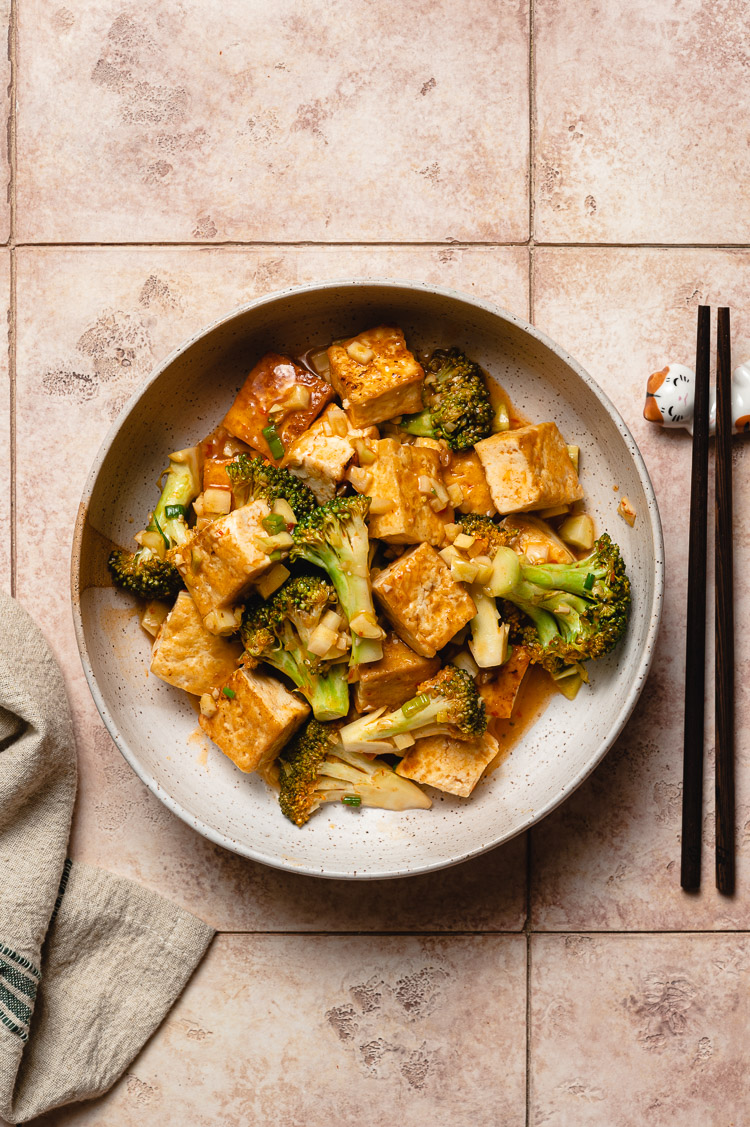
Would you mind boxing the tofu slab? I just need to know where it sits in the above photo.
[354,632,441,713]
[170,499,272,618]
[474,422,583,514]
[199,666,309,774]
[327,326,424,427]
[282,404,376,502]
[372,542,476,658]
[223,353,334,464]
[366,438,451,546]
[478,648,531,719]
[150,592,242,696]
[396,730,499,797]
[443,450,497,517]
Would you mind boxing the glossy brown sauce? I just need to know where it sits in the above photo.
[486,665,557,773]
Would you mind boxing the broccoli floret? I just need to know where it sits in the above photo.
[226,453,316,518]
[487,533,631,674]
[335,665,487,752]
[290,495,384,666]
[241,575,350,721]
[400,347,493,451]
[107,447,201,599]
[278,718,431,827]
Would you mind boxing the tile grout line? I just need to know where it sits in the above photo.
[6,239,750,250]
[526,2,535,1120]
[209,927,750,937]
[7,0,15,597]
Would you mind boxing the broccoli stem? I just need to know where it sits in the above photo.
[320,561,383,666]
[399,410,435,438]
[263,648,349,722]
[520,558,605,599]
[337,697,450,750]
[148,450,201,549]
[468,586,509,668]
[306,667,351,723]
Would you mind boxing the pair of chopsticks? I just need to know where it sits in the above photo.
[680,305,735,894]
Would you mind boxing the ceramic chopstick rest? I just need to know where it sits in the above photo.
[643,361,750,434]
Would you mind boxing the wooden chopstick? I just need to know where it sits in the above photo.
[680,304,711,891]
[715,306,735,895]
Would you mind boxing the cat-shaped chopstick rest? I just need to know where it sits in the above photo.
[644,361,750,434]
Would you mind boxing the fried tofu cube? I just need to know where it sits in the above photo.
[223,353,334,465]
[354,632,441,713]
[170,499,272,618]
[478,648,531,719]
[442,450,497,517]
[199,666,309,775]
[150,592,242,696]
[372,542,476,658]
[282,404,377,503]
[396,731,499,797]
[474,422,584,514]
[327,326,424,427]
[365,439,451,546]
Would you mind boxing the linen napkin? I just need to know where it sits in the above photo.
[0,590,214,1123]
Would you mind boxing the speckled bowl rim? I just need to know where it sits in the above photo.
[71,278,665,880]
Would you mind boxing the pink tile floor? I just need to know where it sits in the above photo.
[3,2,749,1123]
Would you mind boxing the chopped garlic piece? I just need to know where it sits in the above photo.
[308,624,339,656]
[203,487,232,515]
[255,563,290,599]
[618,496,636,526]
[199,693,218,718]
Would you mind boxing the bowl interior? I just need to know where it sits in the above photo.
[73,282,663,879]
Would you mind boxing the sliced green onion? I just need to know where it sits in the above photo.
[262,513,287,534]
[583,572,595,591]
[341,794,362,807]
[222,687,236,699]
[262,423,285,460]
[152,515,169,549]
[402,693,430,719]
[164,503,187,519]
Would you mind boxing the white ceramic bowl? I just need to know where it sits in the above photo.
[72,281,664,879]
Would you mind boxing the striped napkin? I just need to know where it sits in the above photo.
[0,591,214,1122]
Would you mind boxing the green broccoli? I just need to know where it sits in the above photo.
[290,495,384,666]
[400,347,493,451]
[486,532,631,674]
[226,452,316,518]
[335,665,487,753]
[241,575,350,721]
[278,718,432,827]
[108,447,201,599]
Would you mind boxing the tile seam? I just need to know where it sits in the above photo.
[7,0,15,597]
[11,240,750,250]
[207,927,750,936]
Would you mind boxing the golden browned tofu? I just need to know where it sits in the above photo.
[365,439,451,546]
[150,592,242,696]
[282,404,376,503]
[396,730,499,797]
[354,632,441,713]
[199,666,309,775]
[223,353,334,465]
[442,450,497,517]
[474,422,584,514]
[501,514,574,565]
[478,648,531,719]
[170,499,272,618]
[327,326,424,427]
[372,542,476,657]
